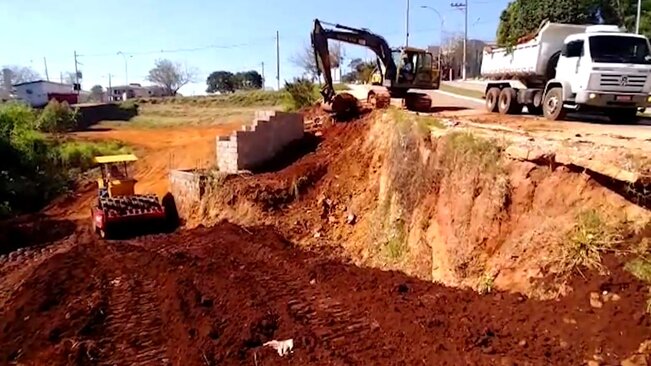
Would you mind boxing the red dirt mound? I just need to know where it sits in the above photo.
[1,222,649,365]
[226,115,371,212]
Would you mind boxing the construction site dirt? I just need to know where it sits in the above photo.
[1,108,650,365]
[0,222,649,366]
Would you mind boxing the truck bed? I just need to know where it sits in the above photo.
[481,22,590,80]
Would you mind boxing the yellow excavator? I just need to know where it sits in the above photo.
[311,19,441,116]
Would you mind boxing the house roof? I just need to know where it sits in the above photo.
[13,80,73,87]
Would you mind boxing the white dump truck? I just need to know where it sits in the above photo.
[481,21,651,122]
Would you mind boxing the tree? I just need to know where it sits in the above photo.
[341,58,377,83]
[496,0,651,46]
[147,59,195,96]
[63,72,77,85]
[206,71,236,93]
[1,65,40,85]
[89,85,104,102]
[234,70,264,89]
[291,41,343,81]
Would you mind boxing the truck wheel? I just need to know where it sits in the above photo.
[543,88,566,121]
[498,88,521,115]
[485,87,500,113]
[607,108,638,124]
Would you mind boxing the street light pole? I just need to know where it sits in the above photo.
[636,0,642,34]
[117,51,129,86]
[451,1,468,80]
[420,6,444,71]
[406,0,410,46]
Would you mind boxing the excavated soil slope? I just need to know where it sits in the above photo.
[1,222,650,365]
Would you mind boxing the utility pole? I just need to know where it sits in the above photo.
[261,61,265,87]
[117,51,129,86]
[43,57,50,81]
[108,73,112,102]
[74,50,80,94]
[276,31,280,90]
[420,6,445,72]
[636,0,642,34]
[405,0,410,47]
[451,1,468,80]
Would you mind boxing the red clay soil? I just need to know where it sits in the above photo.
[0,222,649,365]
[225,113,371,213]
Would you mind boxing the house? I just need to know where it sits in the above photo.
[108,83,169,101]
[13,80,76,107]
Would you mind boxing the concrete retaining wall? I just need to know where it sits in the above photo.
[217,111,304,173]
[168,169,207,217]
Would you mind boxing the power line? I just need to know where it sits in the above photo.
[77,38,275,58]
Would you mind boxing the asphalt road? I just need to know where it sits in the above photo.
[344,83,651,144]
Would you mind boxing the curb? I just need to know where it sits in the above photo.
[435,90,484,104]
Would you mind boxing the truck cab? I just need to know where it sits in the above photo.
[548,25,651,120]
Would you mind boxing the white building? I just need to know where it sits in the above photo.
[13,80,74,107]
[108,84,169,101]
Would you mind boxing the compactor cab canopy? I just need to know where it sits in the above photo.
[94,154,138,197]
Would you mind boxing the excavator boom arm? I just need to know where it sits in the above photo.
[311,19,397,102]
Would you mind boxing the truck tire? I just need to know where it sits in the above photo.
[607,108,638,124]
[542,87,566,121]
[498,88,521,115]
[485,87,500,113]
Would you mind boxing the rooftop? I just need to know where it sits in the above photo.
[13,80,73,87]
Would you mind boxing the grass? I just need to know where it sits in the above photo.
[390,109,444,134]
[439,84,485,100]
[136,89,285,108]
[107,104,276,129]
[477,272,495,294]
[559,209,623,275]
[443,132,503,175]
[55,140,131,171]
[626,257,651,283]
[333,83,350,91]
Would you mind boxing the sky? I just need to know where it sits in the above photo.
[0,0,509,95]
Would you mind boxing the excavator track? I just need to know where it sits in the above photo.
[367,87,391,109]
[404,92,433,112]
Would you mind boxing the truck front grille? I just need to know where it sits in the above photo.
[599,74,647,91]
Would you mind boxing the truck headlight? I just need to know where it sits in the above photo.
[647,96,651,102]
[589,93,597,99]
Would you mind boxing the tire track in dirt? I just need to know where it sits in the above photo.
[96,273,167,365]
[2,222,650,365]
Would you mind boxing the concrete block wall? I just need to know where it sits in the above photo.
[216,111,304,173]
[169,169,207,217]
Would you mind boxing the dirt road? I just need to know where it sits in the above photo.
[1,222,649,365]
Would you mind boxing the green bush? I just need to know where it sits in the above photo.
[36,100,78,133]
[56,141,130,171]
[282,78,319,111]
[0,102,37,139]
[0,102,129,217]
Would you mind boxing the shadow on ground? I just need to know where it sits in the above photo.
[0,217,77,254]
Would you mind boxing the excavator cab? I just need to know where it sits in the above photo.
[392,48,439,92]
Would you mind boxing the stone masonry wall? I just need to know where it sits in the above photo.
[216,111,304,173]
